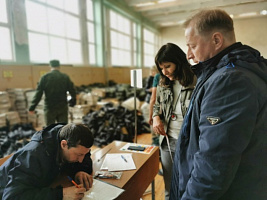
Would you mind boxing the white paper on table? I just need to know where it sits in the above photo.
[82,179,124,200]
[100,153,136,171]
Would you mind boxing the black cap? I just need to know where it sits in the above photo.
[49,60,60,67]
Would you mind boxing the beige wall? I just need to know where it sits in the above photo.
[0,65,33,90]
[0,65,150,91]
[234,17,267,57]
[160,16,267,58]
[160,26,188,53]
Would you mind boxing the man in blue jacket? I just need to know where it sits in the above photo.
[0,123,94,200]
[170,9,267,200]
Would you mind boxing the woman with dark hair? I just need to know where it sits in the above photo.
[152,43,196,199]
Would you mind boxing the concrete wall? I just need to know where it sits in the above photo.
[160,17,267,58]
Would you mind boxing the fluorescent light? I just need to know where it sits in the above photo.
[238,12,257,17]
[135,2,155,7]
[260,10,267,15]
[158,0,176,3]
[177,19,186,25]
[135,0,175,7]
[160,19,186,26]
[160,21,176,26]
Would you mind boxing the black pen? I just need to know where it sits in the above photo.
[121,155,128,163]
[97,148,112,162]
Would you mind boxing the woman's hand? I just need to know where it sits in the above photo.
[153,116,166,136]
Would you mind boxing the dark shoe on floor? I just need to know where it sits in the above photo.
[158,169,163,176]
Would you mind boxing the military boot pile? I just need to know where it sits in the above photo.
[0,123,35,158]
[83,102,150,147]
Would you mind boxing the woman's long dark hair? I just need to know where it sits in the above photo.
[155,43,194,87]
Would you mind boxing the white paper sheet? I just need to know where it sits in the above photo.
[100,153,136,171]
[82,179,124,200]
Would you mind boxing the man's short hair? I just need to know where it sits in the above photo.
[183,9,234,36]
[59,123,94,148]
[49,60,60,68]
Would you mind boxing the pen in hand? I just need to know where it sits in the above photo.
[67,176,81,188]
[121,155,128,163]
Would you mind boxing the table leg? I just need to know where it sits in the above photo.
[151,179,155,200]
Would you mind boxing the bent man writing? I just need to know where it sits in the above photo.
[0,123,94,200]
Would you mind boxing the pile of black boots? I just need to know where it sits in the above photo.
[82,102,150,147]
[0,123,36,158]
[75,82,146,102]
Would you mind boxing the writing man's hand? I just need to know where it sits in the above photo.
[75,171,93,191]
[63,185,85,200]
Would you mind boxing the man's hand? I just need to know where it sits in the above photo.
[75,171,93,191]
[153,116,166,136]
[63,185,86,200]
[28,111,35,115]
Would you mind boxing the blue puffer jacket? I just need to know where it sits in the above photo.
[0,123,93,200]
[170,42,267,200]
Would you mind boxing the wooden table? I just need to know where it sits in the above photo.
[92,140,159,200]
[53,140,159,200]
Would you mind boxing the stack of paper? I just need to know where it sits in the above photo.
[100,153,136,171]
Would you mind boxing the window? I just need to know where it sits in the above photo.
[87,0,96,65]
[0,0,13,61]
[2,0,158,66]
[132,23,137,67]
[26,0,82,64]
[143,28,158,67]
[108,9,133,67]
[0,0,8,23]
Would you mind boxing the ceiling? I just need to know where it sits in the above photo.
[123,0,267,27]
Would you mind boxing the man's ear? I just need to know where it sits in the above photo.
[212,32,223,50]
[61,140,68,149]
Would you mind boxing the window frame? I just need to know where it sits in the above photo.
[106,8,136,67]
[26,0,83,64]
[0,0,15,62]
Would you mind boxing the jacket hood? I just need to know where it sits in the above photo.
[31,123,65,155]
[221,44,267,84]
[192,42,267,84]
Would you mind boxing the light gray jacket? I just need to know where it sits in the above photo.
[153,81,195,147]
